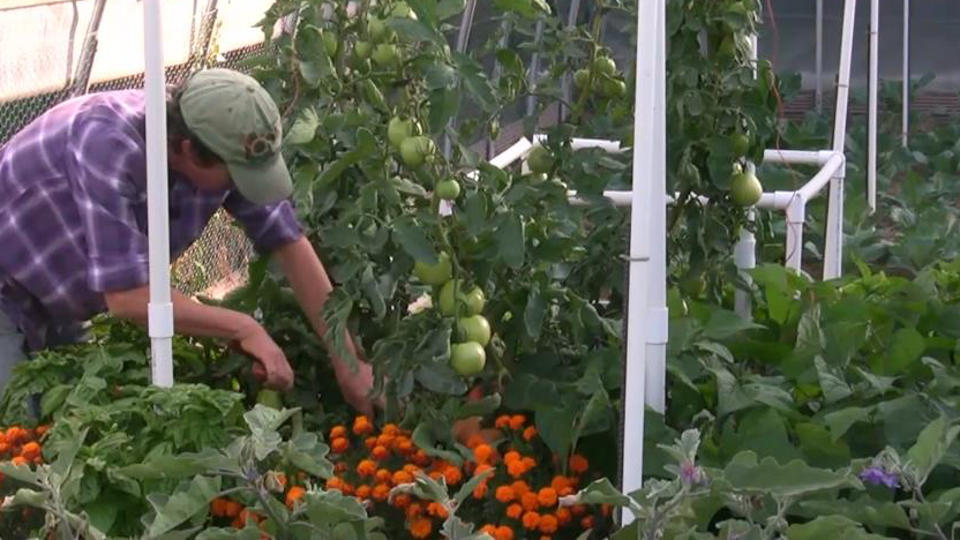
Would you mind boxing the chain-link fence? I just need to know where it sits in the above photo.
[0,0,276,297]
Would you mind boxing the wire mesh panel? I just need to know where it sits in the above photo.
[0,0,276,297]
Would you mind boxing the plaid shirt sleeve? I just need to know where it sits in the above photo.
[64,116,150,293]
[223,193,303,254]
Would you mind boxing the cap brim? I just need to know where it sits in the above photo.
[227,154,293,206]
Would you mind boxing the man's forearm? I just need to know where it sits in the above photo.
[104,286,259,341]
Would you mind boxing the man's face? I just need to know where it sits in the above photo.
[175,139,232,192]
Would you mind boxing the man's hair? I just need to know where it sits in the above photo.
[166,78,223,166]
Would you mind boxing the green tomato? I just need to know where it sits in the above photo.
[399,136,436,168]
[600,79,627,98]
[413,252,452,286]
[372,43,399,67]
[574,68,591,89]
[718,36,736,58]
[526,146,554,175]
[354,41,372,59]
[593,56,617,76]
[390,2,417,19]
[436,179,461,200]
[457,315,491,346]
[256,389,283,410]
[730,170,763,206]
[730,132,751,157]
[367,16,390,41]
[451,342,486,376]
[387,117,415,148]
[439,280,485,317]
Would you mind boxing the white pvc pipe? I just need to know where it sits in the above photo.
[868,0,878,213]
[620,0,659,522]
[644,0,668,415]
[797,153,845,202]
[531,133,625,153]
[734,33,759,320]
[491,138,533,169]
[762,149,838,166]
[902,0,909,148]
[816,0,823,113]
[144,0,174,387]
[823,0,856,281]
[785,193,805,272]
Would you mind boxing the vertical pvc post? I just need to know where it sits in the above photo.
[620,0,660,523]
[823,0,856,281]
[559,0,583,121]
[734,34,759,320]
[867,0,878,213]
[785,194,806,272]
[144,0,175,388]
[901,0,909,147]
[816,0,823,113]
[644,0,667,414]
[526,20,546,117]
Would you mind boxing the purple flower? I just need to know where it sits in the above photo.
[680,460,704,486]
[859,466,899,489]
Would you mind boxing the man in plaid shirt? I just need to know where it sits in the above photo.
[0,68,375,415]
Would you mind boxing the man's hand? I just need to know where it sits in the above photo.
[235,326,294,391]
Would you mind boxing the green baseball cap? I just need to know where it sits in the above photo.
[179,68,292,205]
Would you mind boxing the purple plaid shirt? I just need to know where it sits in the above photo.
[0,90,303,350]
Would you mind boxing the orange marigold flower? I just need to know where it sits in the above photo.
[20,442,40,460]
[403,464,421,474]
[210,498,229,517]
[475,463,494,476]
[355,484,372,499]
[509,415,526,430]
[223,500,243,518]
[522,511,541,529]
[506,503,524,519]
[558,486,574,496]
[466,434,487,449]
[372,483,390,501]
[341,482,355,496]
[285,486,306,509]
[331,437,349,454]
[375,468,392,483]
[376,434,395,448]
[392,494,412,509]
[393,470,414,485]
[473,481,489,499]
[495,415,511,429]
[357,459,377,477]
[569,454,589,475]
[326,476,344,491]
[427,502,449,518]
[581,515,595,529]
[571,504,587,516]
[481,525,498,536]
[335,461,348,474]
[365,436,378,450]
[429,470,444,481]
[504,451,521,464]
[474,444,494,464]
[396,438,414,454]
[522,426,538,441]
[521,457,536,471]
[408,517,433,539]
[406,503,423,519]
[537,487,558,508]
[372,445,389,460]
[550,476,568,491]
[495,526,515,540]
[329,425,347,439]
[443,466,462,485]
[382,423,399,436]
[495,485,516,503]
[34,425,49,437]
[555,507,572,525]
[414,450,431,466]
[507,460,527,478]
[539,514,558,534]
[511,480,530,496]
[520,492,540,511]
[353,415,374,435]
[11,456,29,467]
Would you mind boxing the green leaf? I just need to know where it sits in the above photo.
[523,286,547,339]
[883,327,926,374]
[453,467,494,506]
[145,475,221,536]
[815,356,852,404]
[437,0,466,20]
[303,489,371,529]
[411,421,463,465]
[906,416,960,484]
[119,450,237,480]
[390,176,429,198]
[456,393,501,419]
[453,53,497,112]
[823,406,873,441]
[286,107,319,145]
[244,405,299,460]
[492,0,551,18]
[795,422,851,468]
[392,218,438,264]
[423,62,458,90]
[416,360,467,395]
[361,265,387,320]
[796,496,912,531]
[702,309,763,340]
[299,55,335,87]
[428,87,460,134]
[722,452,859,498]
[535,405,577,465]
[386,17,441,44]
[197,528,263,540]
[496,213,525,269]
[565,478,639,513]
[785,515,890,540]
[284,432,334,478]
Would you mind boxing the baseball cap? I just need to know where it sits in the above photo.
[178,68,293,205]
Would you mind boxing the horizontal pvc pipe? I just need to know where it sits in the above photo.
[569,189,794,210]
[762,149,840,166]
[490,137,533,169]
